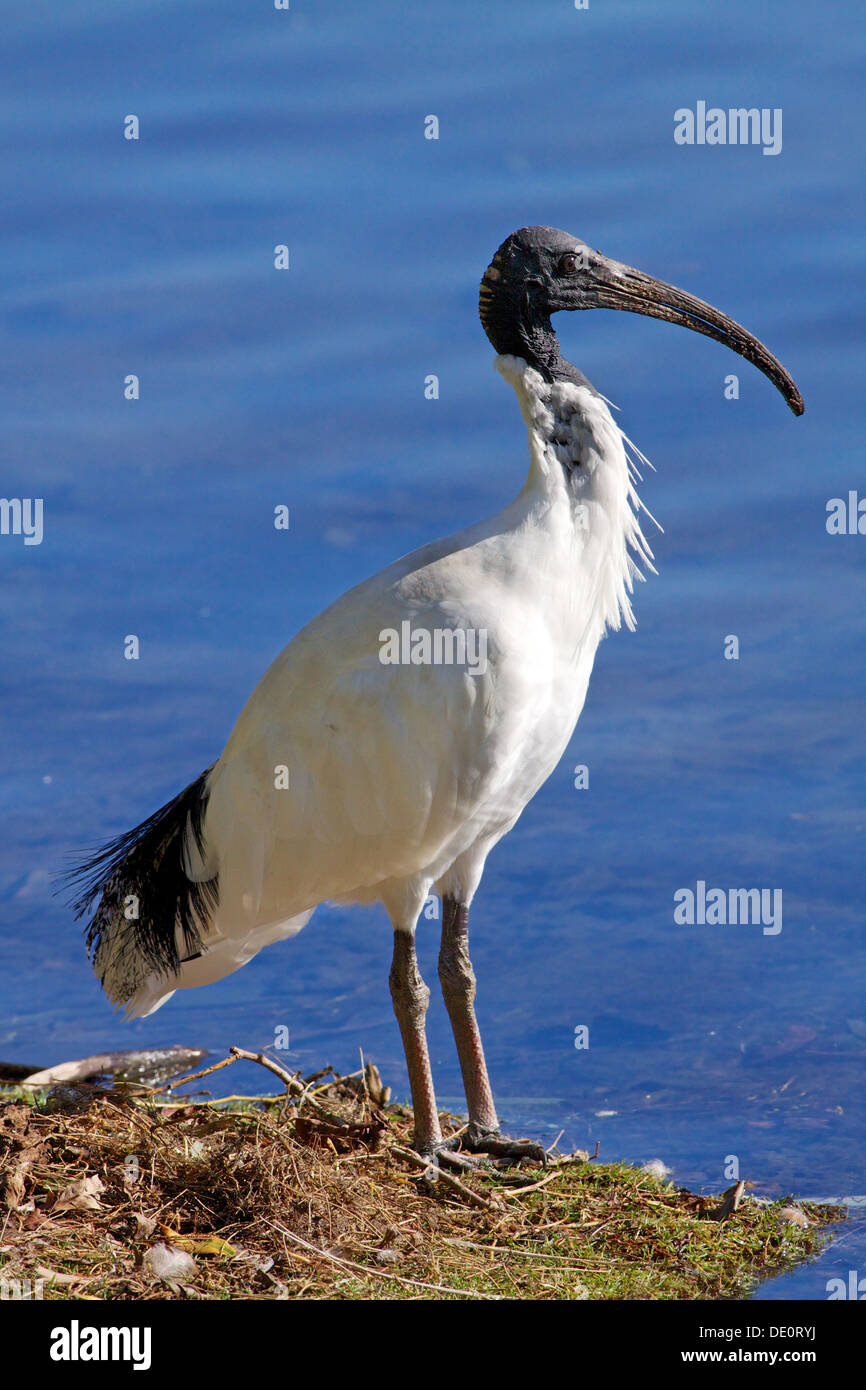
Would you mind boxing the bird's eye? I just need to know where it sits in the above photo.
[558,252,581,274]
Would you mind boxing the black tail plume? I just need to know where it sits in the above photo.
[62,767,219,1010]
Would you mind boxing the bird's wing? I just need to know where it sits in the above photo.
[197,534,555,930]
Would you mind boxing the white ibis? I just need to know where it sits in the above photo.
[69,227,803,1167]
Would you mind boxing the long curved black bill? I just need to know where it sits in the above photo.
[589,258,804,416]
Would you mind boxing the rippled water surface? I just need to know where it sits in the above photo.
[1,0,864,1299]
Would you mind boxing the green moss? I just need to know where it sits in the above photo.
[0,1073,842,1301]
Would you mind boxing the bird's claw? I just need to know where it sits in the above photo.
[414,1140,496,1177]
[459,1125,548,1167]
[415,1125,546,1176]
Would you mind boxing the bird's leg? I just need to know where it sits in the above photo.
[438,896,546,1165]
[438,898,498,1134]
[389,927,443,1155]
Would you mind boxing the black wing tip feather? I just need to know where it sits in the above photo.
[59,766,219,1002]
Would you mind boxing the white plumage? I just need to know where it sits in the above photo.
[129,358,650,1016]
[75,225,801,1161]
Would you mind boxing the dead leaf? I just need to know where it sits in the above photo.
[52,1174,104,1213]
[778,1205,809,1228]
[133,1212,157,1240]
[4,1171,26,1210]
[35,1266,90,1286]
[364,1062,391,1107]
[707,1180,756,1222]
[159,1224,235,1257]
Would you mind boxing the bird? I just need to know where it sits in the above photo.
[68,226,803,1168]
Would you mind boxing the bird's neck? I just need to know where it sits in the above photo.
[479,287,591,387]
[495,354,653,638]
[485,309,564,382]
[480,291,561,380]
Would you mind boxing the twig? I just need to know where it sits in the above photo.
[443,1237,606,1270]
[265,1220,501,1299]
[306,1068,363,1097]
[300,1066,336,1086]
[150,1053,239,1094]
[149,1093,290,1110]
[150,1046,341,1123]
[390,1145,497,1211]
[499,1169,569,1200]
[549,1147,594,1167]
[494,1148,591,1200]
[228,1047,301,1091]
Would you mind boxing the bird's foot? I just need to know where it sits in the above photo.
[447,1123,547,1168]
[410,1127,546,1187]
[414,1137,496,1174]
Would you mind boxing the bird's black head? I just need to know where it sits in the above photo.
[479,226,591,383]
[479,225,804,414]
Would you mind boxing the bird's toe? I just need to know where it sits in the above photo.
[460,1124,547,1167]
[412,1137,495,1176]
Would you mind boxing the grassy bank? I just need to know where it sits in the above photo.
[0,1053,842,1300]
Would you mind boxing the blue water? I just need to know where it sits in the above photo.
[1,0,864,1300]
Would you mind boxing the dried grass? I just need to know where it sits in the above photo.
[0,1053,844,1301]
